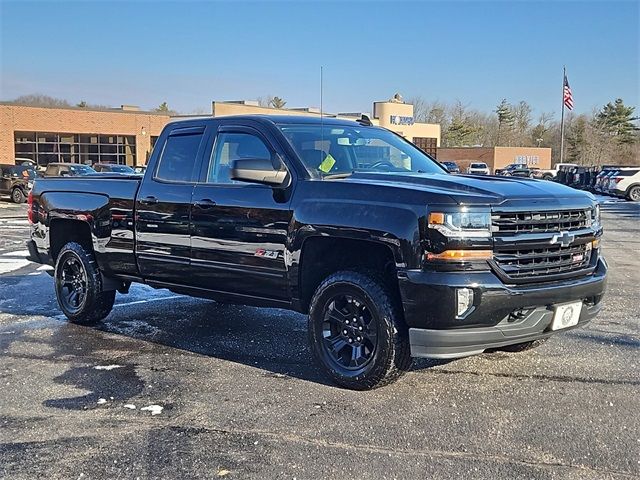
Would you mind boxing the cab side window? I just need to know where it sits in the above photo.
[208,132,271,184]
[155,130,204,183]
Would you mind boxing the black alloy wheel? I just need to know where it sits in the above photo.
[54,242,115,324]
[309,271,412,390]
[321,293,378,371]
[56,253,88,315]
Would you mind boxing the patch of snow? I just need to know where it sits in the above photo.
[97,398,107,404]
[94,365,123,371]
[140,404,163,415]
[123,404,136,409]
[0,257,30,274]
[1,250,29,257]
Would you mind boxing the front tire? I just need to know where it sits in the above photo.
[54,242,115,325]
[11,188,26,203]
[308,271,412,390]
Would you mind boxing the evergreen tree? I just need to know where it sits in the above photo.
[594,98,639,144]
[269,96,287,109]
[155,102,170,113]
[495,99,515,145]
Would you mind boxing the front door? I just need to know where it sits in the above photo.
[189,126,293,302]
[135,124,207,283]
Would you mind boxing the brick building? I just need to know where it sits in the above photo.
[1,95,441,167]
[436,146,552,173]
[0,103,171,167]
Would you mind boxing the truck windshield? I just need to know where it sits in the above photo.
[278,124,446,177]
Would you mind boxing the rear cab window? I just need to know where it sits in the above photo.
[155,127,205,183]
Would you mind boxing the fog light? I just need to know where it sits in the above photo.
[456,288,474,317]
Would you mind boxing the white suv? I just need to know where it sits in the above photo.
[610,168,640,201]
[467,162,490,175]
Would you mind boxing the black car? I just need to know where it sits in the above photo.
[42,163,97,177]
[495,163,532,177]
[0,163,35,203]
[440,161,460,173]
[26,115,606,390]
[93,163,136,174]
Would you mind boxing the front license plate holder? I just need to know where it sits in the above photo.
[551,301,583,331]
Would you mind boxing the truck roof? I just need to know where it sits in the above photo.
[167,114,370,128]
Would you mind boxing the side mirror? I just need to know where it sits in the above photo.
[230,156,290,187]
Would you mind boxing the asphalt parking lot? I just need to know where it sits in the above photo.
[1,197,638,479]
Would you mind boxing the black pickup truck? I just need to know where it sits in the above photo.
[26,115,607,389]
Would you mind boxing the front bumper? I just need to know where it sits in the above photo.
[399,257,607,359]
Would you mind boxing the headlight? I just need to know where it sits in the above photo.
[428,210,491,238]
[591,204,601,227]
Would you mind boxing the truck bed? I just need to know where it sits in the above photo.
[30,175,143,278]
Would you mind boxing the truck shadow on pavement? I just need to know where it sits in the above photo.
[1,270,462,407]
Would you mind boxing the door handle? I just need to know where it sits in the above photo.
[193,199,217,209]
[140,195,159,205]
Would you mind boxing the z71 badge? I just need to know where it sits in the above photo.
[255,249,280,259]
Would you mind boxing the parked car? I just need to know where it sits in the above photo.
[43,163,97,177]
[26,115,607,390]
[0,163,35,203]
[532,163,578,180]
[93,163,136,174]
[440,161,460,174]
[467,162,490,175]
[608,168,640,200]
[495,163,533,177]
[132,165,147,175]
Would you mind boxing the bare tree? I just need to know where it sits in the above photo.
[9,94,71,107]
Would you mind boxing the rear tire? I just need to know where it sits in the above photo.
[627,185,640,202]
[54,242,115,325]
[308,271,412,390]
[11,188,26,203]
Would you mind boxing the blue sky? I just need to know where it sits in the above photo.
[1,0,638,118]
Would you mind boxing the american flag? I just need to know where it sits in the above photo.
[563,75,574,110]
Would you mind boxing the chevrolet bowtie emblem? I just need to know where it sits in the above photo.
[550,231,575,248]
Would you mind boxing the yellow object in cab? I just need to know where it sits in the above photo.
[318,154,336,173]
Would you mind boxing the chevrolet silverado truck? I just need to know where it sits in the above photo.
[26,115,607,390]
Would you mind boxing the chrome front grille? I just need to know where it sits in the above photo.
[491,208,595,283]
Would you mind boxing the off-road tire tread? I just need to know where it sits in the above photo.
[309,270,412,390]
[55,242,115,325]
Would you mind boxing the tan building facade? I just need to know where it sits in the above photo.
[437,146,552,173]
[0,103,170,166]
[1,95,441,167]
[212,97,441,156]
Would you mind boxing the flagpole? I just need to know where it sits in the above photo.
[559,66,566,163]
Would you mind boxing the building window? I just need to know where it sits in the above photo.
[413,137,438,158]
[14,131,137,167]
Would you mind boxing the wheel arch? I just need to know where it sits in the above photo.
[295,235,402,314]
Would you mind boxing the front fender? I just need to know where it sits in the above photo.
[290,198,423,268]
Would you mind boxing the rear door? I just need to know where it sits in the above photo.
[0,166,9,194]
[135,124,208,283]
[188,124,293,301]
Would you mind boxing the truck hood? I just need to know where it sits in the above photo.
[334,172,595,208]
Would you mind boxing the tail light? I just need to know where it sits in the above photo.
[613,177,623,184]
[27,191,34,223]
